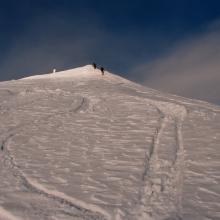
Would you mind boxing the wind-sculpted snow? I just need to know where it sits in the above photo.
[0,65,220,220]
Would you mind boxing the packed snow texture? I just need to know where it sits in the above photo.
[0,65,219,220]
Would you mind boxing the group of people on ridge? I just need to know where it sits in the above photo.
[92,63,105,75]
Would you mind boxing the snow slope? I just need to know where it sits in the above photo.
[0,65,219,220]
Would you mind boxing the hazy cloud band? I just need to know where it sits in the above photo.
[134,22,220,104]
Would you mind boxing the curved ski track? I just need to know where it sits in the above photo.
[0,93,108,220]
[1,134,108,220]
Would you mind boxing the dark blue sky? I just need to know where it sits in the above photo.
[1,0,220,103]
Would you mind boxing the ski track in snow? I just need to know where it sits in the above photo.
[132,100,187,220]
[0,206,23,220]
[0,65,219,220]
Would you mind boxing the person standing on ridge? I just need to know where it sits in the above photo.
[92,63,97,69]
[100,67,104,75]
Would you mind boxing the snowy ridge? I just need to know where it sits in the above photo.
[0,65,220,220]
[21,65,96,80]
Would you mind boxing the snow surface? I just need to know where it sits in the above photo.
[0,65,220,220]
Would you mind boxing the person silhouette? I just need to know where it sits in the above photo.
[100,67,104,75]
[92,63,97,69]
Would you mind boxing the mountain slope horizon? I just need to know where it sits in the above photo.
[0,65,219,220]
[19,65,220,109]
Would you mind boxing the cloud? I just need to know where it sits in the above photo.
[133,22,220,104]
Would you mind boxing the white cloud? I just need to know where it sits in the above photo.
[133,23,220,104]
